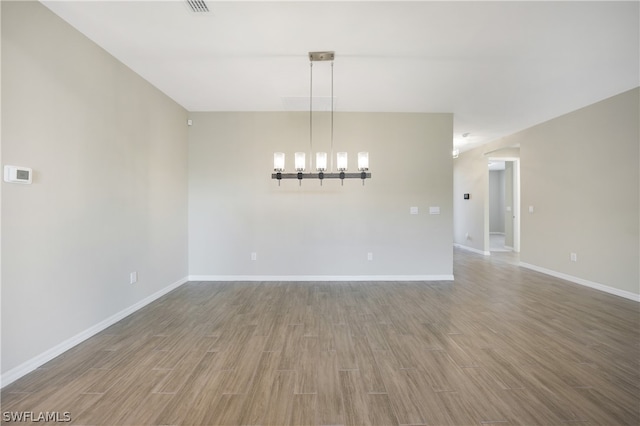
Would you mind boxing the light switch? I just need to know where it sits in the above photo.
[429,206,440,215]
[529,206,534,213]
[506,206,512,212]
[410,207,419,215]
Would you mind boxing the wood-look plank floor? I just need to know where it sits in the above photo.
[2,250,639,425]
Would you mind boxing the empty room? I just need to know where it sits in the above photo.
[1,1,638,425]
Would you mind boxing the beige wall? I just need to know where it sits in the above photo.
[188,111,453,279]
[519,88,639,295]
[1,1,189,377]
[453,147,489,254]
[455,88,640,297]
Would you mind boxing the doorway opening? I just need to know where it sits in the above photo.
[488,157,520,253]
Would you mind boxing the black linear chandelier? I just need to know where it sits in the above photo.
[272,51,371,186]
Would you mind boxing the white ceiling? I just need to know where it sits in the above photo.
[41,0,639,151]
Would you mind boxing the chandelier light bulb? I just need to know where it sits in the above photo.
[294,152,306,172]
[337,152,348,171]
[273,152,285,171]
[357,152,369,171]
[316,152,327,171]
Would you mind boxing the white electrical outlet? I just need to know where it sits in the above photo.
[367,252,373,261]
[130,272,138,284]
[570,253,577,262]
[251,252,257,261]
[410,206,419,215]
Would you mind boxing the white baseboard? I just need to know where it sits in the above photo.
[519,262,640,302]
[188,275,454,282]
[1,276,189,389]
[453,243,490,256]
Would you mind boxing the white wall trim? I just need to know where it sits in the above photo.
[519,262,640,302]
[188,275,454,282]
[1,276,189,388]
[453,243,491,256]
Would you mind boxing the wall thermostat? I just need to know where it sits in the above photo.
[463,193,470,199]
[4,165,33,184]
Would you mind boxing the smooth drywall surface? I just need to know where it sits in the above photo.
[1,1,188,375]
[455,88,639,296]
[519,88,639,295]
[453,148,488,253]
[188,112,453,278]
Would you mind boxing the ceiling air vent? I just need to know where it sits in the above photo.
[186,0,209,13]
